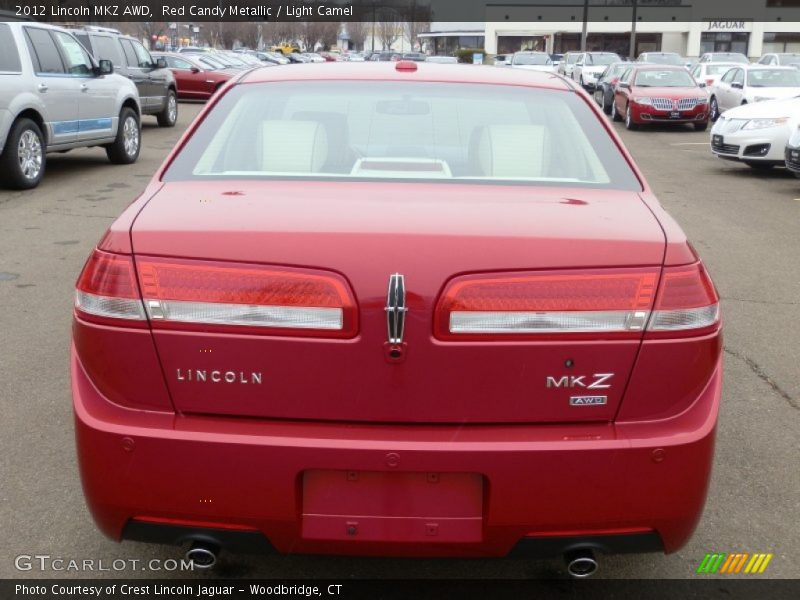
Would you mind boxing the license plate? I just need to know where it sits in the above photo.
[713,134,723,146]
[302,470,483,543]
[670,111,682,119]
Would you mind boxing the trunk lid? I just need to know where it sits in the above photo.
[131,181,665,424]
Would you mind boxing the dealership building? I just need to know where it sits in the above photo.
[422,3,800,59]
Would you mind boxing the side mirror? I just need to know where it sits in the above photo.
[96,59,113,76]
[156,57,168,69]
[190,66,200,74]
[618,81,630,89]
[698,82,707,88]
[732,81,744,89]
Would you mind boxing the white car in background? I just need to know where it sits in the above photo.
[709,66,800,120]
[696,52,749,65]
[710,96,800,170]
[757,53,800,67]
[572,52,622,89]
[692,63,739,119]
[509,51,556,72]
[690,62,739,89]
[301,53,326,63]
[557,51,582,78]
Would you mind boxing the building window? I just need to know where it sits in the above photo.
[554,33,661,57]
[497,36,547,54]
[700,32,749,54]
[762,32,800,53]
[432,36,485,55]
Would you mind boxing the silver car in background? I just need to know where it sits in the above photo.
[0,21,140,189]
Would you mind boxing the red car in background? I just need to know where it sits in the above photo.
[612,65,710,131]
[152,52,237,101]
[72,62,721,577]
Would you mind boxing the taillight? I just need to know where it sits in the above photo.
[647,263,720,336]
[435,268,659,340]
[435,264,720,340]
[706,78,715,86]
[75,249,147,326]
[136,257,357,338]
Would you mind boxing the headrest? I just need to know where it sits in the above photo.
[261,120,328,173]
[475,125,547,179]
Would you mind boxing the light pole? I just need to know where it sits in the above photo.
[580,0,589,51]
[629,0,639,60]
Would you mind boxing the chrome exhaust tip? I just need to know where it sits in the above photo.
[565,549,598,578]
[185,542,219,569]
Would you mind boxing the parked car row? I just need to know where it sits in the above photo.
[582,55,800,175]
[0,22,146,189]
[71,26,178,128]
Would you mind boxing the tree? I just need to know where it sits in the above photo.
[376,8,402,51]
[346,21,368,52]
[263,21,301,49]
[238,23,262,50]
[403,2,432,52]
[298,21,327,51]
[133,21,167,47]
[319,21,341,50]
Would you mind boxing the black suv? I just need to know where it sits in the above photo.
[72,27,178,128]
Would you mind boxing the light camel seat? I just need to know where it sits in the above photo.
[474,125,548,178]
[261,120,329,173]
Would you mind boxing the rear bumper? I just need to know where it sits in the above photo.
[0,109,12,155]
[72,346,720,558]
[785,144,800,173]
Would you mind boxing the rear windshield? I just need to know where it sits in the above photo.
[747,69,800,87]
[643,54,684,65]
[164,81,641,191]
[587,53,620,66]
[712,53,748,64]
[706,64,736,75]
[635,69,696,87]
[513,53,551,66]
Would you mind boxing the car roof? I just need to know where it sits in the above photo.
[742,64,797,70]
[631,64,688,71]
[240,62,574,90]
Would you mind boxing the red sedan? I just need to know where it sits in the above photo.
[612,65,711,131]
[152,52,237,101]
[72,62,721,577]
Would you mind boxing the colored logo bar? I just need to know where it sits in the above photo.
[697,553,773,574]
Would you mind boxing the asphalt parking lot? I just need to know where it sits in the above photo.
[0,101,798,580]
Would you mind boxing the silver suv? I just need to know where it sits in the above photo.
[0,22,141,190]
[72,27,178,128]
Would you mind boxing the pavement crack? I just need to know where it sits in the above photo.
[721,296,799,307]
[724,346,799,410]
